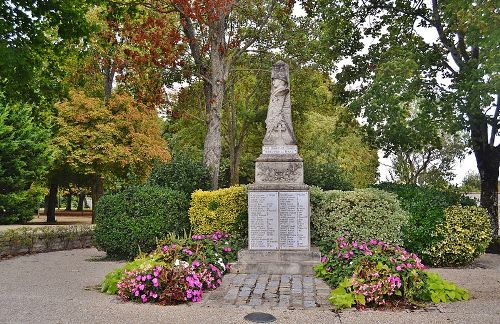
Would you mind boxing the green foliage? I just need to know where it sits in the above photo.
[189,186,247,240]
[420,272,470,303]
[298,109,379,188]
[310,186,409,245]
[460,171,481,192]
[426,206,491,266]
[0,0,91,107]
[94,185,190,259]
[0,99,51,224]
[328,277,366,310]
[148,154,211,194]
[376,183,476,265]
[304,161,354,190]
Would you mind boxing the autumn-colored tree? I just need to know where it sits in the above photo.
[107,0,296,188]
[53,90,169,222]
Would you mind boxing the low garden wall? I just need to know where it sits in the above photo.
[0,225,94,258]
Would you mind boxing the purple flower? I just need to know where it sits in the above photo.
[223,247,232,252]
[152,278,159,287]
[192,260,201,268]
[321,256,327,263]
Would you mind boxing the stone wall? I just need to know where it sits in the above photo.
[0,225,94,258]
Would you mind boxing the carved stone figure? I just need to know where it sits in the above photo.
[263,61,297,146]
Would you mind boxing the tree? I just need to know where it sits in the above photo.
[461,171,481,192]
[53,90,170,222]
[167,63,378,187]
[106,0,300,188]
[0,0,92,107]
[0,97,51,224]
[304,0,500,238]
[389,134,467,186]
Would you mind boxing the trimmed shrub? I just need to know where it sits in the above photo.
[375,183,476,265]
[94,185,190,259]
[425,206,491,266]
[189,186,247,238]
[148,154,211,194]
[304,162,354,191]
[311,186,410,245]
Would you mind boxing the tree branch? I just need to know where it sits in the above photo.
[172,3,211,85]
[490,95,500,146]
[229,0,277,66]
[431,0,463,69]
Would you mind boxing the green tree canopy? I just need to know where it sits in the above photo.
[0,96,51,224]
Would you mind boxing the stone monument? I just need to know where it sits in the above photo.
[248,60,310,251]
[232,61,319,274]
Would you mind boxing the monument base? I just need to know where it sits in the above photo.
[230,248,321,275]
[247,187,310,250]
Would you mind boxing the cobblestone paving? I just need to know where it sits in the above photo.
[199,273,331,310]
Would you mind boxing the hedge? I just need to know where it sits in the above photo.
[94,185,190,259]
[310,186,410,245]
[189,186,247,238]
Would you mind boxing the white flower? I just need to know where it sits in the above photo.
[174,259,189,268]
[217,257,226,271]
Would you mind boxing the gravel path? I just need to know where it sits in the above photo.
[0,248,499,324]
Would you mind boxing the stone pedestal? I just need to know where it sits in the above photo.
[248,149,310,251]
[235,61,317,274]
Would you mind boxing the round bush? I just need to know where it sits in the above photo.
[148,154,211,194]
[94,185,190,259]
[375,183,476,264]
[304,162,354,191]
[311,187,410,245]
[425,206,491,266]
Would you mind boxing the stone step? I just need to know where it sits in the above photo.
[237,249,321,263]
[229,260,319,275]
[230,248,322,275]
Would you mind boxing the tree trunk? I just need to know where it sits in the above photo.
[104,63,115,103]
[46,182,58,223]
[44,195,49,215]
[203,18,227,189]
[77,192,85,211]
[65,190,72,211]
[91,175,104,224]
[475,147,499,239]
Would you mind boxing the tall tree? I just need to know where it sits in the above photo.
[167,63,378,187]
[53,90,170,222]
[0,0,92,107]
[110,0,296,188]
[0,97,51,224]
[304,0,500,238]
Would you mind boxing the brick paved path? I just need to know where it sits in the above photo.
[200,273,331,310]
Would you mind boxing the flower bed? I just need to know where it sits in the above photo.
[315,237,469,310]
[101,230,238,305]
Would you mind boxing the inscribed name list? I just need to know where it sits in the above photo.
[248,191,279,250]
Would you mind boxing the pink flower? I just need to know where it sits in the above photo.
[321,256,327,263]
[407,263,413,269]
[152,278,159,287]
[192,260,201,268]
[396,266,402,271]
[223,247,232,252]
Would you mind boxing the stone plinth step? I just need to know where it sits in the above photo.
[237,249,321,262]
[230,249,322,275]
[229,260,319,275]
